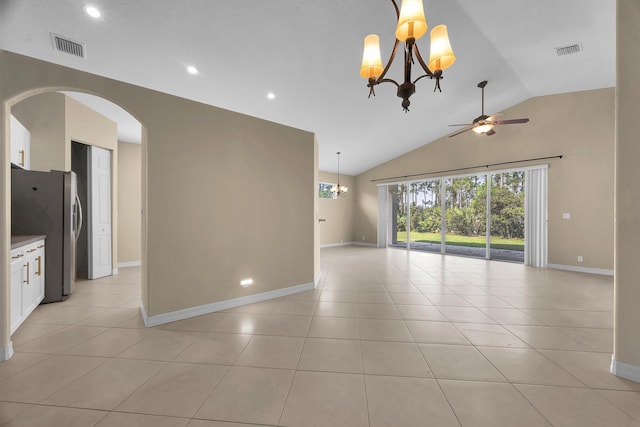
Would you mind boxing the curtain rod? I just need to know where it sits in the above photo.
[370,155,563,183]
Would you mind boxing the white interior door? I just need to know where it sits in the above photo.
[88,146,112,279]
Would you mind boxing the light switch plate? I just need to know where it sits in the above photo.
[562,213,571,219]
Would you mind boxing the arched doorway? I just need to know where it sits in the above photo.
[2,86,148,361]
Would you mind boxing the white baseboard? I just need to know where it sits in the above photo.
[142,281,317,327]
[547,263,614,276]
[352,241,377,247]
[0,342,14,361]
[139,302,148,326]
[320,242,377,248]
[611,356,640,384]
[320,242,353,248]
[112,268,119,275]
[118,261,141,268]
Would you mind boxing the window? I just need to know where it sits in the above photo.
[319,182,336,199]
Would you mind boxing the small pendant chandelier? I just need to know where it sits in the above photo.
[331,152,348,198]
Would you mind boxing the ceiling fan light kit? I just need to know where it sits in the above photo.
[472,123,494,134]
[360,0,456,112]
[449,80,530,138]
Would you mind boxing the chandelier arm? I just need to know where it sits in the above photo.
[404,41,413,84]
[412,74,433,85]
[414,43,443,92]
[389,0,400,19]
[413,44,435,77]
[370,0,400,86]
[377,78,400,88]
[375,38,401,84]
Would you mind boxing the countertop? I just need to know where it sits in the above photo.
[11,235,46,250]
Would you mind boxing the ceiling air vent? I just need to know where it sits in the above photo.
[556,43,582,56]
[51,33,85,58]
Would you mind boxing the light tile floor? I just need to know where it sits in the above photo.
[1,246,640,426]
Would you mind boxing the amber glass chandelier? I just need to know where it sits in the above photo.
[360,0,456,112]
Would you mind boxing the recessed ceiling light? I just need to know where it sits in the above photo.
[84,5,101,18]
[267,92,276,100]
[186,65,199,75]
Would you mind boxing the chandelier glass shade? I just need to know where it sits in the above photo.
[428,24,455,71]
[360,0,456,112]
[360,35,384,79]
[395,0,427,41]
[331,152,348,198]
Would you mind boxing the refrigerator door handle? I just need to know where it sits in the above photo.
[75,194,83,239]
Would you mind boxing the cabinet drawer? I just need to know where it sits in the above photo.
[10,247,24,262]
[23,242,39,255]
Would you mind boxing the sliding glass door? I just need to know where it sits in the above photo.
[390,184,408,248]
[444,176,487,259]
[408,180,442,253]
[489,172,525,262]
[387,169,532,264]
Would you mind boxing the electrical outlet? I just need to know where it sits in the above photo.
[362,236,365,241]
[578,256,583,263]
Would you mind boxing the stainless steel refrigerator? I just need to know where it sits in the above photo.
[11,169,83,303]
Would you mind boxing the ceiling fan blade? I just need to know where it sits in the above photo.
[494,118,530,125]
[448,126,474,138]
[485,129,496,136]
[448,123,473,127]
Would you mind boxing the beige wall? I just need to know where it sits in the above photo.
[66,96,117,151]
[145,107,315,315]
[0,49,317,358]
[10,92,66,172]
[318,171,356,245]
[354,88,615,271]
[117,141,141,264]
[614,0,640,373]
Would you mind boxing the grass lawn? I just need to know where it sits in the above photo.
[396,231,524,251]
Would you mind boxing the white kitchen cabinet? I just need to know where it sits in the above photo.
[33,242,45,304]
[22,245,37,315]
[10,248,24,332]
[10,238,45,334]
[10,114,30,170]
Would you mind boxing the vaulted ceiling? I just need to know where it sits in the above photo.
[0,0,615,175]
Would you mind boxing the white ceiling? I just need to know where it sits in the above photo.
[0,0,615,175]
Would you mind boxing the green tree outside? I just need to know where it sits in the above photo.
[393,172,525,251]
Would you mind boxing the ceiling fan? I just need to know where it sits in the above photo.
[449,80,529,137]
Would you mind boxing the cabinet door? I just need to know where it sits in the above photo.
[33,243,45,304]
[21,255,35,316]
[10,115,30,169]
[10,257,24,333]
